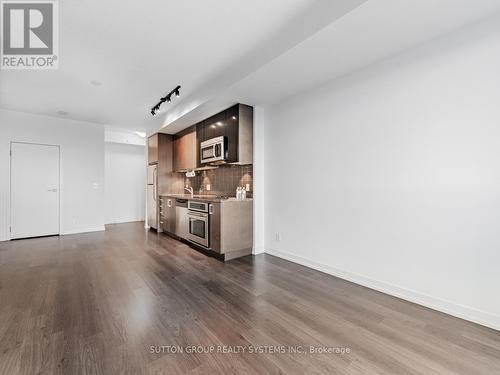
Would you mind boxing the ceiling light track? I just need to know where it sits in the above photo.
[151,85,181,116]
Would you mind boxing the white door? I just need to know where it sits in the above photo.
[10,142,60,239]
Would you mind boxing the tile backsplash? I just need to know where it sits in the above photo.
[167,164,253,197]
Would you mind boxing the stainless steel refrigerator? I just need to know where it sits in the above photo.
[147,164,158,230]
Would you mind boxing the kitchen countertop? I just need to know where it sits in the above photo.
[160,194,253,203]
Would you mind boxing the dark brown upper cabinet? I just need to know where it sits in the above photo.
[197,104,253,165]
[203,111,226,140]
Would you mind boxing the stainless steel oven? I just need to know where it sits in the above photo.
[200,136,226,164]
[187,201,210,247]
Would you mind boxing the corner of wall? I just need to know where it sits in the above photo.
[252,246,266,255]
[253,106,265,256]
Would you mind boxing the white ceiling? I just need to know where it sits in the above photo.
[2,0,500,136]
[230,0,500,105]
[158,0,500,134]
[0,0,361,134]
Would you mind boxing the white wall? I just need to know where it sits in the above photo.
[264,18,500,330]
[0,109,105,240]
[105,142,146,224]
[105,128,146,146]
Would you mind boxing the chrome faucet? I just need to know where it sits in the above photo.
[184,185,194,198]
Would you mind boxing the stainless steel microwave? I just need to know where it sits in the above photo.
[200,136,227,164]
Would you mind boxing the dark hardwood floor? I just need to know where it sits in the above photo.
[0,222,499,374]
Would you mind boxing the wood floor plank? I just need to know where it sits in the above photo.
[0,222,499,375]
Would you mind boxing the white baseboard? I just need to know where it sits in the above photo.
[60,226,106,236]
[266,247,500,332]
[0,227,106,241]
[105,219,145,225]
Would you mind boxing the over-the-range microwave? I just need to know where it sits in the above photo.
[200,136,227,164]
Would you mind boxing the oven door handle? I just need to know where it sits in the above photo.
[188,212,208,218]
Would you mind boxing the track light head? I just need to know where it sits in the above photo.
[151,103,161,116]
[166,95,171,103]
[175,89,180,97]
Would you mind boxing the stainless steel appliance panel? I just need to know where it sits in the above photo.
[200,136,226,164]
[188,201,209,213]
[147,185,157,229]
[175,199,188,239]
[164,198,176,233]
[147,164,157,185]
[147,165,158,229]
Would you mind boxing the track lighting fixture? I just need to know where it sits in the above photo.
[150,85,181,116]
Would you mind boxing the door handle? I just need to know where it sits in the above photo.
[47,188,58,192]
[188,212,208,218]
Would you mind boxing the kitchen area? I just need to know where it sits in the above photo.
[147,104,254,261]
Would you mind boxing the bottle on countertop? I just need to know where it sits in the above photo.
[236,187,241,200]
[241,187,246,200]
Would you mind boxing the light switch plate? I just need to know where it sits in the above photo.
[206,184,211,191]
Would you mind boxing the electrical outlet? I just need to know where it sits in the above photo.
[206,184,211,191]
[275,232,281,242]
